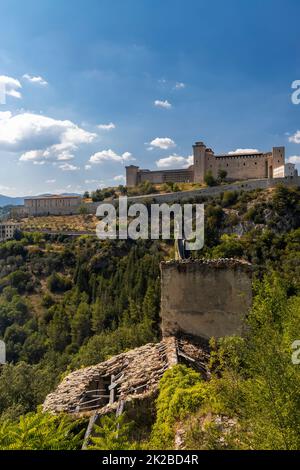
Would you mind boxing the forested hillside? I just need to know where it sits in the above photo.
[0,184,299,449]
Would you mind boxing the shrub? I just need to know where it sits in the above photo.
[47,273,72,293]
[149,365,208,449]
[0,410,84,450]
[204,171,217,187]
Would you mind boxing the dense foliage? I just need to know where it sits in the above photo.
[0,185,299,449]
[0,236,164,419]
[0,409,84,450]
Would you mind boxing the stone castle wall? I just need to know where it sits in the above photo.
[203,146,285,182]
[126,141,287,186]
[160,259,253,340]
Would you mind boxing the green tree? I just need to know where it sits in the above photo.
[71,301,91,348]
[47,308,70,352]
[204,171,217,187]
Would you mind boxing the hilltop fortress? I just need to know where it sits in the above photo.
[126,141,296,186]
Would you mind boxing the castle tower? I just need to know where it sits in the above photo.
[126,165,140,187]
[193,141,207,183]
[267,147,285,179]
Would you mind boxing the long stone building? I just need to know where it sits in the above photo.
[23,195,82,216]
[126,140,296,186]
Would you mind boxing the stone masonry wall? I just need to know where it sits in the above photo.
[160,259,253,340]
[125,175,300,205]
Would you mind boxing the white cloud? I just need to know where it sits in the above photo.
[46,179,56,184]
[89,149,135,164]
[154,99,172,109]
[0,111,96,163]
[0,112,96,151]
[97,122,116,130]
[85,164,92,170]
[228,148,259,155]
[148,137,176,150]
[113,175,126,182]
[289,131,300,144]
[174,82,186,89]
[0,75,22,100]
[0,111,12,121]
[59,163,80,171]
[20,146,75,162]
[288,155,300,164]
[20,150,46,162]
[186,155,193,166]
[85,179,101,184]
[156,154,193,169]
[23,74,48,86]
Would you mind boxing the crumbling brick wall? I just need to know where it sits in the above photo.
[160,259,252,340]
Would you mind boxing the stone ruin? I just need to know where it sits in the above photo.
[160,258,253,340]
[43,258,252,420]
[43,336,210,417]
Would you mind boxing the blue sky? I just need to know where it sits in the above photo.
[1,0,300,196]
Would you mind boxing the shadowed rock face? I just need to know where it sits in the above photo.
[160,258,253,340]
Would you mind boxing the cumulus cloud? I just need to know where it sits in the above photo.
[154,99,172,109]
[46,179,56,184]
[288,155,300,164]
[228,148,259,155]
[0,75,22,100]
[289,131,300,144]
[174,82,186,89]
[89,149,134,164]
[185,155,193,166]
[58,163,80,171]
[147,137,176,150]
[0,111,96,164]
[113,175,126,182]
[156,154,193,169]
[97,122,116,130]
[85,164,92,170]
[0,111,12,121]
[23,74,48,86]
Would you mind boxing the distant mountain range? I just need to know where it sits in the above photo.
[0,193,81,208]
[0,195,24,207]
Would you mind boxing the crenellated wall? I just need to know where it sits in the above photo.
[126,140,290,186]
